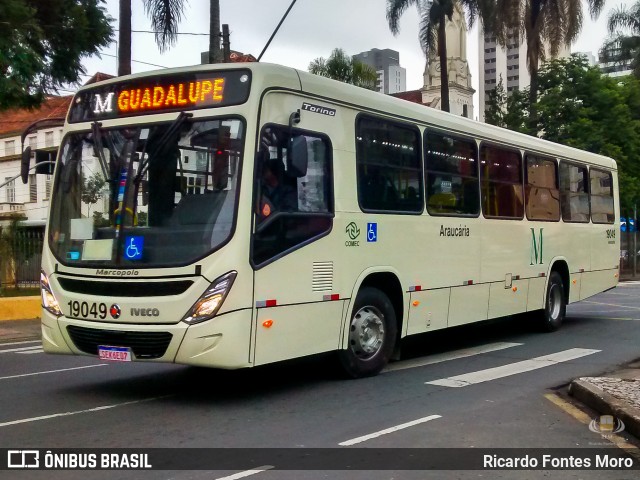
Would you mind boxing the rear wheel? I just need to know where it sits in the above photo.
[338,287,397,378]
[539,271,566,332]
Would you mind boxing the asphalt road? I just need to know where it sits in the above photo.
[2,284,640,479]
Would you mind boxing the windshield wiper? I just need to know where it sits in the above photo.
[91,121,109,179]
[135,112,193,183]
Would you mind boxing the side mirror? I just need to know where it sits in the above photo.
[287,135,308,178]
[20,146,32,184]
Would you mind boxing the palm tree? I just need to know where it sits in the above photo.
[486,0,605,126]
[308,48,379,90]
[603,0,640,78]
[387,0,487,113]
[118,0,186,76]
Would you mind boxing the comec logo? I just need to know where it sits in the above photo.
[345,222,360,247]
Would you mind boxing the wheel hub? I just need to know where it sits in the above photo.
[349,306,385,359]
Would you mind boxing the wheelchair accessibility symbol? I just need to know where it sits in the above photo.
[124,236,144,260]
[367,223,377,242]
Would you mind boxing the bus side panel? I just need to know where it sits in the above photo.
[580,269,617,301]
[527,276,546,310]
[568,273,582,304]
[488,279,528,319]
[406,289,450,335]
[448,284,489,327]
[253,302,344,366]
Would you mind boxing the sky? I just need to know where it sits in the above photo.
[80,0,635,110]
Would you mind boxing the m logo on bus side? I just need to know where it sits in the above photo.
[530,228,544,265]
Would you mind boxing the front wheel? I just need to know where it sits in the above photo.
[539,271,566,332]
[338,287,397,378]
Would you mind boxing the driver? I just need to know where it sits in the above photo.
[259,158,297,219]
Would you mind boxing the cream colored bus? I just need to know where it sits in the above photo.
[36,63,619,377]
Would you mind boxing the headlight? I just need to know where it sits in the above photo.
[182,271,237,324]
[41,270,62,317]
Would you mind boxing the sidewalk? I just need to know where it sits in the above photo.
[0,318,41,343]
[569,361,640,440]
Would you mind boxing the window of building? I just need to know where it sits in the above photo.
[356,116,422,213]
[425,131,479,216]
[589,168,614,224]
[4,140,15,156]
[28,136,37,150]
[252,125,333,266]
[480,144,523,219]
[5,177,15,203]
[525,154,560,221]
[45,131,54,147]
[559,162,589,223]
[29,174,37,202]
[45,174,52,200]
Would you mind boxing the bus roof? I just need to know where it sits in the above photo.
[75,62,616,170]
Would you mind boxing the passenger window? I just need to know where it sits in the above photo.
[425,132,479,216]
[480,145,524,219]
[559,162,589,223]
[252,125,333,266]
[356,116,422,213]
[525,154,560,221]
[590,168,614,224]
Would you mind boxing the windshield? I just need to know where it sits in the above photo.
[49,117,244,268]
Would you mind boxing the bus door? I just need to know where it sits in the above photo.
[251,96,343,365]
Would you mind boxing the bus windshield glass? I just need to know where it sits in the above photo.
[49,117,244,268]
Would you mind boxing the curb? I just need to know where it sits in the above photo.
[0,296,41,322]
[569,379,640,440]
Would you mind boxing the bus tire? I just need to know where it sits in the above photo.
[539,272,566,332]
[338,287,397,378]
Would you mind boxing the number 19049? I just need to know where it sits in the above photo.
[67,301,108,319]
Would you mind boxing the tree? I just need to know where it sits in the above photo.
[308,48,378,90]
[492,55,640,210]
[602,0,640,78]
[386,0,488,113]
[0,0,113,110]
[484,75,529,131]
[485,0,605,128]
[118,0,186,76]
[81,172,106,216]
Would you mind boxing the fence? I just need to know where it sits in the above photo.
[0,226,44,290]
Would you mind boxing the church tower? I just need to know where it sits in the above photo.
[421,5,475,118]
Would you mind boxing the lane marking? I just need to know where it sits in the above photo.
[544,393,639,459]
[582,301,640,311]
[617,281,640,286]
[426,348,600,388]
[0,345,43,354]
[0,340,40,347]
[214,466,274,480]
[0,364,108,381]
[0,395,173,428]
[17,349,44,354]
[339,415,441,446]
[384,342,523,373]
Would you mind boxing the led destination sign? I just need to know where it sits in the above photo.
[69,69,251,123]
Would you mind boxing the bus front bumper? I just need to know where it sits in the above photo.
[41,308,253,369]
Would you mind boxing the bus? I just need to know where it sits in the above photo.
[33,63,619,377]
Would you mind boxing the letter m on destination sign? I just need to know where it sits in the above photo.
[530,228,543,265]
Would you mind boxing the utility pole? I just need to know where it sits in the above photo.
[222,24,231,62]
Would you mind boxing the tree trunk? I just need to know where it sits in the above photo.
[438,17,450,112]
[118,0,132,76]
[527,0,543,132]
[209,0,222,63]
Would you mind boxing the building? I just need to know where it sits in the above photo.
[478,30,570,122]
[353,48,407,94]
[0,73,113,227]
[598,42,634,77]
[0,97,71,226]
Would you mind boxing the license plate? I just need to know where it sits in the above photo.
[98,346,132,362]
